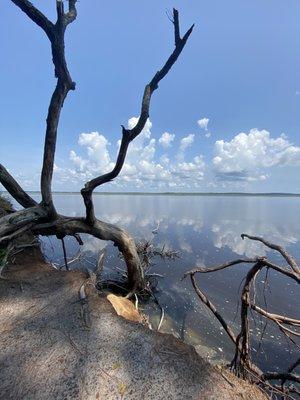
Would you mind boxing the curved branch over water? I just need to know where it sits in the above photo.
[1,3,193,292]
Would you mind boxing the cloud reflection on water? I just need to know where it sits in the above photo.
[50,194,300,261]
[39,194,300,372]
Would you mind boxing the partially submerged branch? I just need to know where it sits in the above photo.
[136,239,179,270]
[32,215,144,291]
[184,234,300,396]
[189,273,237,345]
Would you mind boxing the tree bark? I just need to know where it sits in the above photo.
[1,3,193,292]
[0,164,37,208]
[33,216,144,290]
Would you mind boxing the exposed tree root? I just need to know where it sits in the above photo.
[184,234,300,399]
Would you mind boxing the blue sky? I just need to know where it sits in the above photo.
[1,0,300,192]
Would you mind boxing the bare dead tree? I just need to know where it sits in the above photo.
[184,234,300,398]
[0,1,194,292]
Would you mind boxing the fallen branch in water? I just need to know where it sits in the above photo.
[184,234,300,399]
[136,240,180,271]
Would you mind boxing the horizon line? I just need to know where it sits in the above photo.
[1,191,300,197]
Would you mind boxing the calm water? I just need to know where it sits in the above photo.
[31,194,300,372]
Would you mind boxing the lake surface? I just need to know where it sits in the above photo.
[30,194,300,373]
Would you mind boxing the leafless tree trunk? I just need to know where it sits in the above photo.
[0,1,193,292]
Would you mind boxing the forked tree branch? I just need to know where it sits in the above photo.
[2,4,193,292]
[81,8,194,224]
[11,0,54,39]
[64,0,77,25]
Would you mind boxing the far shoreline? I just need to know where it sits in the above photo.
[1,191,300,197]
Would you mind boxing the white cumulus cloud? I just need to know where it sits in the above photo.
[179,134,195,152]
[197,117,209,130]
[197,117,211,138]
[213,128,300,181]
[159,132,175,148]
[58,118,206,190]
[69,131,112,176]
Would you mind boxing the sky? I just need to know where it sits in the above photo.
[1,0,300,193]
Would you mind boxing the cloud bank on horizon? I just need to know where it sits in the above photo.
[47,117,300,192]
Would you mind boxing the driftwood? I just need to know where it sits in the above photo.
[184,234,300,399]
[0,1,193,292]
